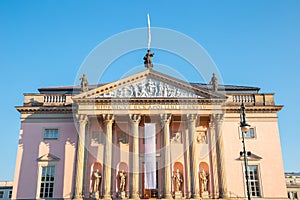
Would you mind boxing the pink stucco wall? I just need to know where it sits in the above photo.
[12,121,77,199]
[222,114,287,199]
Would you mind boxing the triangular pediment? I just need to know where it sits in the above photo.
[37,153,60,162]
[236,152,262,161]
[73,69,225,100]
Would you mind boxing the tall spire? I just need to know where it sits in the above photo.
[144,14,154,69]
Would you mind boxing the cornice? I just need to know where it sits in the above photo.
[72,98,225,105]
[225,105,283,113]
[15,106,73,114]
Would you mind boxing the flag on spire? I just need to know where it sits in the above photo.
[147,13,151,50]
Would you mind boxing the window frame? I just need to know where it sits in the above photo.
[239,126,256,139]
[36,162,57,199]
[0,191,4,198]
[242,164,262,198]
[43,128,59,140]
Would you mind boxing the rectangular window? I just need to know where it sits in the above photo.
[39,166,55,198]
[43,129,59,140]
[294,192,298,199]
[0,191,3,198]
[248,165,260,197]
[244,127,255,138]
[240,127,255,139]
[9,190,12,198]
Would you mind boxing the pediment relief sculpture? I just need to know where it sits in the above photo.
[97,78,200,98]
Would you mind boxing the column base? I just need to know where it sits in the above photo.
[103,194,112,200]
[192,193,200,199]
[131,193,140,199]
[164,194,173,199]
[91,192,100,199]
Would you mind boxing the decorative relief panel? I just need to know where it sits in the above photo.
[97,78,199,98]
[171,132,182,144]
[91,131,105,145]
[196,131,207,144]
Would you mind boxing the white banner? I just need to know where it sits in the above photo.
[144,123,156,189]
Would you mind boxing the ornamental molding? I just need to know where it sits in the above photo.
[73,69,225,100]
[37,153,60,162]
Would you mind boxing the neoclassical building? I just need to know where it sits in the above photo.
[12,52,287,199]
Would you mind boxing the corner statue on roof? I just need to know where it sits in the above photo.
[80,74,88,93]
[144,49,154,69]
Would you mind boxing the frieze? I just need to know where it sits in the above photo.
[94,104,207,110]
[97,78,199,98]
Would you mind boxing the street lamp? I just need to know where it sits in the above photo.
[240,102,251,200]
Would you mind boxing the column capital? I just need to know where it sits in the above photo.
[129,114,141,123]
[76,114,88,125]
[211,113,224,122]
[187,114,198,122]
[160,113,171,125]
[102,114,114,124]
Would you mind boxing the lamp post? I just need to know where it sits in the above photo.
[240,102,251,200]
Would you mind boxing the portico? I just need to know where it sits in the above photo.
[71,68,228,199]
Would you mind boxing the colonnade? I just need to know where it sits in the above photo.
[73,113,227,199]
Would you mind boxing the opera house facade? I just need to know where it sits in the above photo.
[12,52,287,199]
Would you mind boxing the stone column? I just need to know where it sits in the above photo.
[214,114,228,198]
[103,114,114,199]
[74,115,88,199]
[160,114,172,199]
[184,121,191,198]
[187,114,200,198]
[208,116,219,198]
[130,114,141,199]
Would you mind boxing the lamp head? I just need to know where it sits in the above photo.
[240,122,250,133]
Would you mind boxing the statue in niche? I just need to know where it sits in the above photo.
[199,169,208,193]
[80,74,88,93]
[143,49,154,69]
[119,170,126,192]
[172,169,183,192]
[196,131,207,144]
[91,169,102,193]
[171,132,182,144]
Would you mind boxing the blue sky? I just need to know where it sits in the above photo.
[0,1,299,180]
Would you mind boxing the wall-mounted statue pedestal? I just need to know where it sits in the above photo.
[121,191,127,199]
[201,191,209,199]
[174,191,182,199]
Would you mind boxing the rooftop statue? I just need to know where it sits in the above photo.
[144,49,154,69]
[80,74,88,93]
